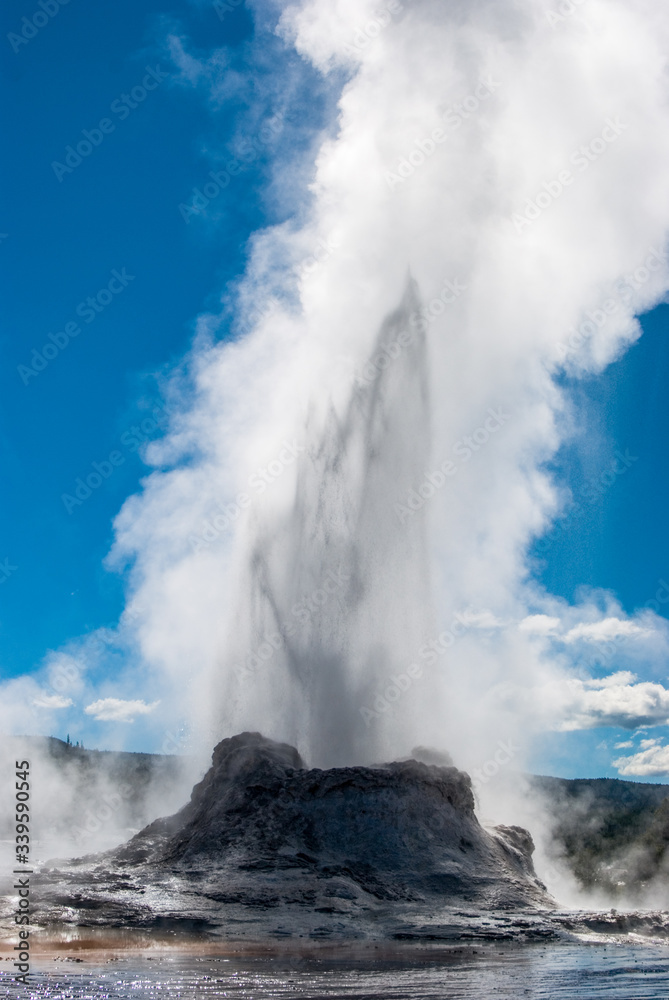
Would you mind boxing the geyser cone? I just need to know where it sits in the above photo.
[26,734,555,940]
[225,280,435,767]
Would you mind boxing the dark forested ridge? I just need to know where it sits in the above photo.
[531,774,669,899]
[1,735,194,848]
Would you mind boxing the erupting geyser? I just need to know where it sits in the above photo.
[107,0,669,790]
[226,282,435,767]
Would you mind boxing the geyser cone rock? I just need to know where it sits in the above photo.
[28,733,556,941]
[119,733,548,904]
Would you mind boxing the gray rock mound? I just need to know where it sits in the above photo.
[18,733,555,941]
[117,732,548,906]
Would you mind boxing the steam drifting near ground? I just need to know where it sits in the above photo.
[4,1,669,862]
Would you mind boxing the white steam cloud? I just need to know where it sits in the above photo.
[5,0,669,783]
[97,0,669,769]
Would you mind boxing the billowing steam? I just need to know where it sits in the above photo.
[6,1,669,808]
[224,280,434,766]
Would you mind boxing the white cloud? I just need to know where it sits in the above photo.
[559,675,669,731]
[84,698,160,724]
[564,618,650,643]
[582,671,637,689]
[518,615,561,636]
[457,610,506,629]
[166,33,207,87]
[614,742,669,777]
[614,740,633,748]
[32,694,73,710]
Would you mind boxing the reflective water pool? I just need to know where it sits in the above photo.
[3,942,669,999]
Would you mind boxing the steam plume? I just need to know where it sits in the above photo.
[7,0,669,785]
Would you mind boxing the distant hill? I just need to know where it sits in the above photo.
[0,735,200,856]
[530,774,669,900]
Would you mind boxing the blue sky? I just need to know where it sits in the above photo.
[527,305,669,781]
[2,0,669,780]
[1,0,260,676]
[536,305,669,614]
